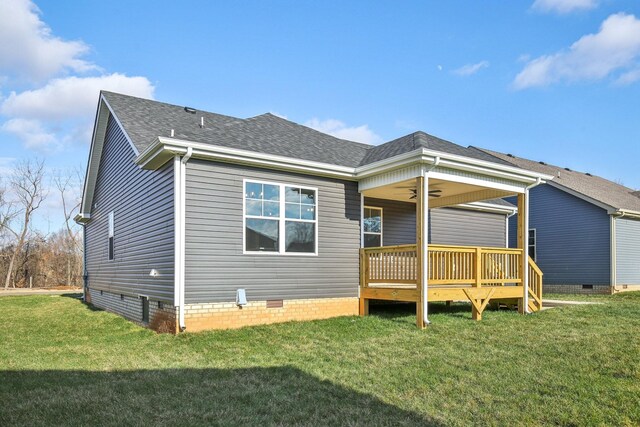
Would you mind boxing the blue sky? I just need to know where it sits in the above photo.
[1,0,639,230]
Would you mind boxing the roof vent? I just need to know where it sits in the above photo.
[564,167,571,171]
[507,153,514,158]
[184,106,196,114]
[586,172,592,177]
[539,161,546,165]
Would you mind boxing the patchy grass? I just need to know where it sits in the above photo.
[1,294,639,426]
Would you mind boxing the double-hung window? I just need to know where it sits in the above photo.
[363,206,383,247]
[244,180,317,254]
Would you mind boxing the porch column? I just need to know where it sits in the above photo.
[415,174,429,328]
[517,191,530,314]
[359,193,368,316]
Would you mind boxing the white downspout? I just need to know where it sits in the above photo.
[610,211,624,291]
[177,147,193,330]
[523,177,541,314]
[422,156,440,326]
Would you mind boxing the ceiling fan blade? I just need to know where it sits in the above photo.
[429,189,442,194]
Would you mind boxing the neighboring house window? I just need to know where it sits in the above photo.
[244,180,317,254]
[528,229,536,261]
[108,211,115,261]
[363,207,383,247]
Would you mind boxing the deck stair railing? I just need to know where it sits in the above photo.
[527,257,543,312]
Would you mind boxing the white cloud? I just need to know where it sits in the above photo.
[615,67,640,85]
[0,0,97,81]
[513,13,640,89]
[0,73,154,150]
[531,0,598,14]
[1,118,58,150]
[304,118,383,145]
[1,73,154,121]
[453,61,490,76]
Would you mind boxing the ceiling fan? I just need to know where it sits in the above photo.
[409,188,442,199]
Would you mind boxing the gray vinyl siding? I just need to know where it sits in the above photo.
[508,184,611,286]
[615,217,640,284]
[364,197,506,247]
[430,208,506,247]
[184,160,361,304]
[85,115,175,302]
[364,198,415,246]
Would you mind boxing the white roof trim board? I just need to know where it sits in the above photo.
[76,92,552,222]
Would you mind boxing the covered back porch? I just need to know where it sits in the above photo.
[357,158,545,328]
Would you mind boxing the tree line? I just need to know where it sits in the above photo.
[0,159,83,289]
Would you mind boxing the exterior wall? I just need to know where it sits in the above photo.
[184,297,359,331]
[508,184,611,288]
[86,288,178,333]
[184,160,361,304]
[364,197,507,247]
[85,115,175,303]
[430,208,506,247]
[615,216,640,285]
[364,198,415,246]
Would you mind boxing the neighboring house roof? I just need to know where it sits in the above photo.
[474,147,640,213]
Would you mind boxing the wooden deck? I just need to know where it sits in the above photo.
[359,244,543,322]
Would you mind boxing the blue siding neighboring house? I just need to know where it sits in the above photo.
[480,148,640,294]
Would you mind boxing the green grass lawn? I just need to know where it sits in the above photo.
[1,294,639,426]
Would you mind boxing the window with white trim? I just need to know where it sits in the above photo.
[528,229,536,261]
[363,206,383,247]
[108,211,115,261]
[244,181,317,254]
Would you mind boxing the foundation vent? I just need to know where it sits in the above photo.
[266,300,284,309]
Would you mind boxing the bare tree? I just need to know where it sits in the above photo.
[0,181,17,236]
[53,168,83,286]
[4,159,47,289]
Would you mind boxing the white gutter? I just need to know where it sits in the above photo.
[522,177,542,314]
[175,147,193,331]
[135,138,552,186]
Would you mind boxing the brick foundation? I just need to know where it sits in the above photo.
[87,288,178,333]
[184,297,359,332]
[543,283,612,295]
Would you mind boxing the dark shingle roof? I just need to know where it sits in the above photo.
[102,91,519,170]
[474,147,640,212]
[360,131,514,167]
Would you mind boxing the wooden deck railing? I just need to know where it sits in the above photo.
[527,257,543,311]
[360,244,524,288]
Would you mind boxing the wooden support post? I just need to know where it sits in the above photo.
[415,176,425,329]
[359,248,369,316]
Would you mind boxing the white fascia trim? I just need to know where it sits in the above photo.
[136,137,356,179]
[614,209,640,219]
[74,213,91,224]
[355,148,553,184]
[100,94,139,156]
[136,139,553,186]
[76,93,140,222]
[454,202,518,215]
[546,181,615,213]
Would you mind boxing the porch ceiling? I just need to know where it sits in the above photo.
[361,178,514,207]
